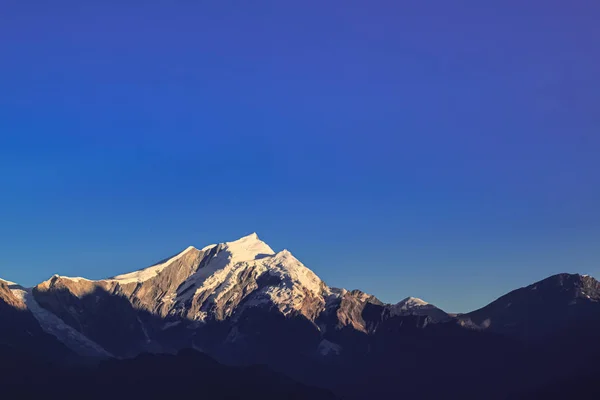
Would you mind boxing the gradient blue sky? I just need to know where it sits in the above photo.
[1,1,599,312]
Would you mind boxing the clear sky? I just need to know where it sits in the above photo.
[1,1,599,312]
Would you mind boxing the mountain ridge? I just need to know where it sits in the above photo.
[6,233,451,310]
[459,272,600,340]
[3,235,598,335]
[2,233,459,362]
[2,234,600,399]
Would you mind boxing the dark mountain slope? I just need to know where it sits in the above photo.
[0,280,72,362]
[460,273,600,340]
[0,349,337,400]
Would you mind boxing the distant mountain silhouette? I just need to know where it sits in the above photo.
[459,273,600,340]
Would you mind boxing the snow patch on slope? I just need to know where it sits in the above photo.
[111,246,197,284]
[0,278,17,286]
[318,339,342,356]
[234,250,326,316]
[265,249,324,297]
[162,321,182,330]
[53,275,92,283]
[222,233,275,264]
[9,286,113,358]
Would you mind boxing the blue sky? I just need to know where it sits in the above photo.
[1,1,598,312]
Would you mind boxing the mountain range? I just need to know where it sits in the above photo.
[1,233,599,399]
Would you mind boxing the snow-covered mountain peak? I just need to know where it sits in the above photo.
[271,249,294,261]
[171,234,279,307]
[396,297,429,309]
[236,232,259,241]
[389,296,450,322]
[220,233,275,264]
[171,243,328,321]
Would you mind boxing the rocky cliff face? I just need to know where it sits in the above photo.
[0,279,26,310]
